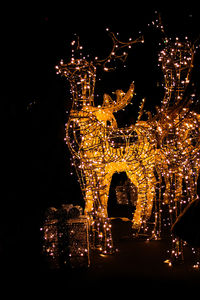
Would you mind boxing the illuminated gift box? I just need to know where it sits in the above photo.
[116,179,138,206]
[60,216,90,268]
[42,206,90,268]
[116,185,129,205]
[43,218,59,261]
[42,207,59,265]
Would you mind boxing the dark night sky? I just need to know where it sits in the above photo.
[1,3,200,252]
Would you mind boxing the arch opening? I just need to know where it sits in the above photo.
[107,172,137,219]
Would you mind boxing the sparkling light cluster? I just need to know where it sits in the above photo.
[56,32,153,253]
[42,205,90,268]
[56,27,200,266]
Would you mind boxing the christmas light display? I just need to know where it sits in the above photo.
[56,32,156,253]
[151,18,200,265]
[55,23,200,266]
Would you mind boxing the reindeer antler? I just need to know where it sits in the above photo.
[102,82,135,112]
[95,30,144,71]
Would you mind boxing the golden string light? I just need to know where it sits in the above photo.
[56,27,200,266]
[95,29,144,71]
[56,32,152,253]
[149,36,200,265]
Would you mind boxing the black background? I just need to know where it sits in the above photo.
[1,2,200,272]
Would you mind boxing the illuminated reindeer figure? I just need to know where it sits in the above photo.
[56,31,200,257]
[56,33,157,237]
[145,36,200,249]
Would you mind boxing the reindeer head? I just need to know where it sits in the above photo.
[159,38,195,107]
[56,58,96,110]
[56,31,141,127]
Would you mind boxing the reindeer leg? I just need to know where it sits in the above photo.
[83,168,97,215]
[126,170,143,228]
[146,169,156,219]
[98,170,113,218]
[127,167,155,229]
[84,167,111,217]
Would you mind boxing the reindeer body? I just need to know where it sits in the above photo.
[66,83,156,228]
